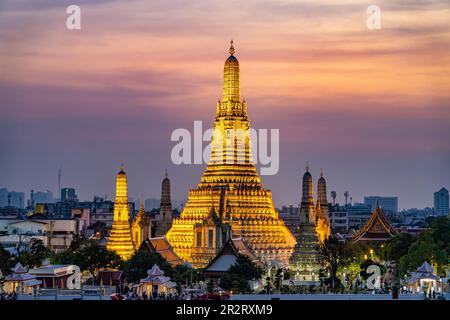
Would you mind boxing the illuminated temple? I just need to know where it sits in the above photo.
[106,165,136,260]
[289,165,330,284]
[166,41,296,268]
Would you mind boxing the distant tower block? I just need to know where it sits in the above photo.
[106,164,135,260]
[155,170,173,237]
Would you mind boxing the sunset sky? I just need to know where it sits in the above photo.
[1,0,449,209]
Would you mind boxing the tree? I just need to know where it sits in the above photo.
[0,243,15,276]
[52,241,123,279]
[77,244,123,279]
[122,250,173,283]
[18,239,50,268]
[381,233,415,263]
[319,236,348,292]
[219,255,263,293]
[398,217,450,276]
[169,263,196,288]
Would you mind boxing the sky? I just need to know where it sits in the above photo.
[0,0,449,209]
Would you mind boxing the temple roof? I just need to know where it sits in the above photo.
[352,205,398,242]
[140,237,183,266]
[417,261,434,274]
[204,237,262,274]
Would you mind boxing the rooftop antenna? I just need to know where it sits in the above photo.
[58,166,62,202]
[331,191,337,205]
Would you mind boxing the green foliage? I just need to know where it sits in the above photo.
[398,217,450,276]
[381,233,415,262]
[52,239,122,278]
[169,263,197,287]
[17,239,50,268]
[219,255,263,293]
[0,243,15,276]
[319,236,349,292]
[122,249,173,283]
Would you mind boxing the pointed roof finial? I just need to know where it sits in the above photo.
[320,168,323,178]
[306,161,309,172]
[229,39,235,56]
[165,168,168,179]
[120,160,125,171]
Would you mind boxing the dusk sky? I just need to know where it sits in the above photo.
[1,0,449,209]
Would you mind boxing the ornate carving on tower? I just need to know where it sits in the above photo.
[316,169,331,241]
[132,195,151,248]
[299,163,316,224]
[154,170,173,236]
[166,41,296,268]
[290,164,323,284]
[106,164,135,260]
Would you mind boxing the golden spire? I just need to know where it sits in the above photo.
[140,192,144,211]
[222,40,240,104]
[107,164,135,260]
[229,39,235,55]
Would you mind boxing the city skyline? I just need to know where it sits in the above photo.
[1,0,450,209]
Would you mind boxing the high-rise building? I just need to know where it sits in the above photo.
[347,203,372,230]
[364,196,398,214]
[0,188,8,207]
[166,41,296,268]
[434,187,449,216]
[0,188,25,208]
[29,190,55,207]
[106,165,135,260]
[61,188,78,202]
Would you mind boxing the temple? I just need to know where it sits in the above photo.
[106,165,136,260]
[352,202,398,242]
[153,171,173,236]
[289,165,330,284]
[166,41,296,268]
[131,195,151,248]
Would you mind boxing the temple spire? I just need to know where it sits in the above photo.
[229,39,235,55]
[222,40,240,103]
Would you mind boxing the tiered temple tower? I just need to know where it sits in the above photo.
[290,164,327,284]
[166,41,296,268]
[316,170,331,242]
[154,171,173,236]
[131,196,151,248]
[106,165,135,260]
